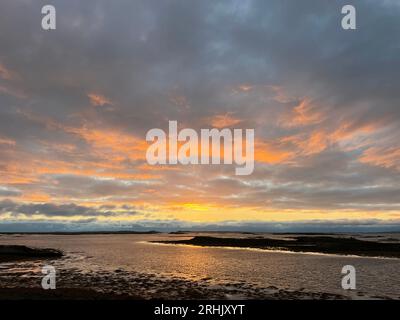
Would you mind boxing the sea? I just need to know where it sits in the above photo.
[0,232,399,299]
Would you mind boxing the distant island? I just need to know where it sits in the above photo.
[0,231,160,235]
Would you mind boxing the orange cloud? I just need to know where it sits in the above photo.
[209,113,242,128]
[0,63,15,80]
[20,192,52,203]
[0,162,39,185]
[87,92,113,106]
[66,126,148,161]
[0,136,16,146]
[330,121,383,142]
[279,119,384,157]
[237,84,253,92]
[0,125,159,188]
[279,99,325,128]
[255,140,294,164]
[359,147,400,170]
[281,130,329,156]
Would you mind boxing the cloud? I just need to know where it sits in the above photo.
[0,0,399,228]
[0,186,21,197]
[209,113,242,128]
[0,62,15,80]
[87,92,113,107]
[0,199,138,218]
[359,147,400,170]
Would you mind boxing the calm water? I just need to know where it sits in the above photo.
[1,233,399,299]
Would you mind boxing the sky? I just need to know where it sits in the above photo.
[0,0,400,232]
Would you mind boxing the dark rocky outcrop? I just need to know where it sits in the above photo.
[0,245,63,262]
[153,236,400,258]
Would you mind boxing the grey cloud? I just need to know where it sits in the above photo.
[0,186,21,197]
[41,174,156,199]
[0,199,138,217]
[1,0,398,130]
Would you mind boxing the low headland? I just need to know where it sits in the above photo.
[152,235,400,258]
[0,245,63,262]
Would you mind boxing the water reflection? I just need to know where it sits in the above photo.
[0,233,399,299]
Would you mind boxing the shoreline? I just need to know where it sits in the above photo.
[0,245,353,300]
[0,264,352,300]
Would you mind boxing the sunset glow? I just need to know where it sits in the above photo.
[0,0,399,232]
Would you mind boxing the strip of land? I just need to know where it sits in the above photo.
[0,245,63,262]
[0,231,159,235]
[153,236,400,258]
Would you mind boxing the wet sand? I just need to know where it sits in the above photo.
[0,245,352,300]
[0,263,350,300]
